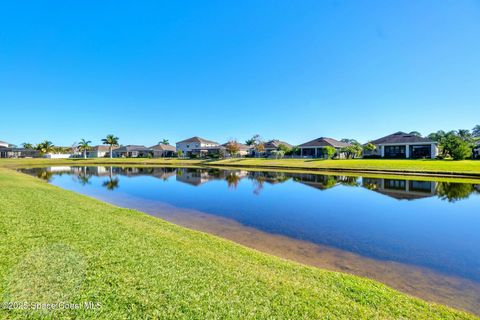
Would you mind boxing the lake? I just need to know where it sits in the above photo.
[21,166,480,315]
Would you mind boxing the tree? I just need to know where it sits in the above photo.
[323,146,336,159]
[341,144,362,159]
[363,143,376,153]
[409,131,422,137]
[457,129,473,142]
[271,150,285,159]
[225,140,240,157]
[177,150,184,158]
[277,143,291,154]
[101,134,119,158]
[442,134,472,160]
[78,139,92,159]
[255,143,265,156]
[245,134,262,146]
[473,125,480,138]
[21,142,34,149]
[36,140,54,154]
[159,139,169,145]
[341,138,360,145]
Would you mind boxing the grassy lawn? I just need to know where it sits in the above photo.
[211,158,480,176]
[0,168,477,319]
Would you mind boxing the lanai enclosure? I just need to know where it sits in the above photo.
[363,132,438,159]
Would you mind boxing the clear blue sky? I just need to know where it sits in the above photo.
[1,1,479,147]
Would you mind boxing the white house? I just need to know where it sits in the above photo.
[86,145,114,158]
[363,132,438,159]
[176,137,220,157]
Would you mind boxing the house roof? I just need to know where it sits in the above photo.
[176,136,219,145]
[150,144,176,152]
[92,145,115,152]
[298,137,350,148]
[369,132,435,145]
[0,140,10,146]
[221,142,250,150]
[114,145,151,152]
[263,140,293,149]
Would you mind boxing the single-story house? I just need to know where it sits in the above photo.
[363,132,438,159]
[86,145,117,158]
[0,147,40,158]
[221,142,250,157]
[298,137,350,158]
[362,178,437,200]
[113,145,152,158]
[251,140,293,157]
[176,136,221,157]
[150,144,176,157]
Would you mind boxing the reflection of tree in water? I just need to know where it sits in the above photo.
[436,182,475,202]
[36,170,54,182]
[247,171,291,195]
[102,177,120,191]
[339,176,360,187]
[225,173,241,189]
[76,167,92,185]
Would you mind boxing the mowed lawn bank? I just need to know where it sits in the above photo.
[0,169,477,319]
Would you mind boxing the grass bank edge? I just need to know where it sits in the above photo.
[0,168,477,319]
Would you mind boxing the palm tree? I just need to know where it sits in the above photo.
[159,139,169,145]
[36,140,54,154]
[473,125,480,138]
[21,142,34,149]
[101,134,119,158]
[409,131,422,137]
[78,139,92,159]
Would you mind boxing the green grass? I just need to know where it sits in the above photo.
[2,158,480,177]
[210,158,480,176]
[0,168,477,319]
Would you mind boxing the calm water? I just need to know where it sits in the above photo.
[21,166,480,314]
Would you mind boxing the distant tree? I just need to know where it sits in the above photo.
[271,150,285,159]
[245,134,262,146]
[473,125,480,138]
[159,139,169,145]
[102,134,119,158]
[255,143,265,156]
[341,138,360,145]
[457,129,473,142]
[323,146,336,159]
[78,139,92,159]
[286,146,299,156]
[363,143,376,154]
[36,140,54,154]
[341,144,363,159]
[177,149,184,158]
[409,131,422,137]
[225,140,240,157]
[277,143,291,154]
[443,134,472,160]
[21,142,34,149]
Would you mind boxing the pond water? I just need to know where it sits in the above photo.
[21,166,480,315]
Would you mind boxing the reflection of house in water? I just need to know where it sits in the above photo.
[175,169,213,186]
[292,174,359,190]
[111,167,176,180]
[362,178,437,200]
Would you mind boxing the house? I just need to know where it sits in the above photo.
[0,140,10,148]
[176,136,220,157]
[0,147,40,158]
[363,132,438,159]
[150,144,176,157]
[112,145,152,158]
[251,140,293,157]
[298,137,350,158]
[221,142,250,157]
[86,145,116,158]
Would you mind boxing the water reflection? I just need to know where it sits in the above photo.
[26,166,480,202]
[19,166,480,315]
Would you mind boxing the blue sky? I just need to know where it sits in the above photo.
[1,1,479,146]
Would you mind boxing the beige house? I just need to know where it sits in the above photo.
[150,144,176,157]
[176,136,220,157]
[298,137,350,158]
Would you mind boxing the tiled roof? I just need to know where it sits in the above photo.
[221,142,250,150]
[114,145,150,152]
[298,137,350,148]
[176,136,219,145]
[263,140,293,149]
[369,132,435,145]
[150,144,176,152]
